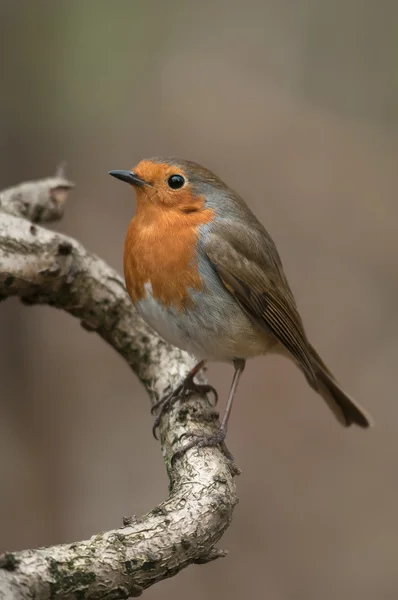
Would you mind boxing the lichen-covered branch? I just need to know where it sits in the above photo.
[0,171,238,600]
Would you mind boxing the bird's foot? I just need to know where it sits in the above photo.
[171,428,241,475]
[151,377,218,439]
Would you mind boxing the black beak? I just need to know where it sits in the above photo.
[108,170,149,187]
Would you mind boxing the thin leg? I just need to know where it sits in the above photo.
[219,358,245,435]
[171,358,246,464]
[151,359,218,439]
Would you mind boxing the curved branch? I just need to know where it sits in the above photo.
[0,173,238,600]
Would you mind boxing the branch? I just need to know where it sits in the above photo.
[0,170,238,600]
[0,164,74,223]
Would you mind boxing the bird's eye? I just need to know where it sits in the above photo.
[167,174,185,190]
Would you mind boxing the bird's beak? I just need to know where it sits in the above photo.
[108,170,150,187]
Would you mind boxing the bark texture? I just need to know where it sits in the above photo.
[0,171,238,600]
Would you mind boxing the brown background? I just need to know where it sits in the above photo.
[1,1,397,598]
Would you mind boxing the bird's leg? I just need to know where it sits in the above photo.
[171,358,246,465]
[152,359,218,439]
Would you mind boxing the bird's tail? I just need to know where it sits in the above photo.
[307,344,373,428]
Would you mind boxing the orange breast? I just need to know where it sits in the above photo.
[124,201,214,311]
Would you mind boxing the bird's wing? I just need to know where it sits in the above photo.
[204,223,317,385]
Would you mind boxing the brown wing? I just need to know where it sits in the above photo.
[205,229,317,386]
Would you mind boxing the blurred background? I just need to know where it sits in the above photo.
[0,1,397,598]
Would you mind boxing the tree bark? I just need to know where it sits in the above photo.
[0,169,238,600]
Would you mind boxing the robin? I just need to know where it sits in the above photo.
[109,158,373,459]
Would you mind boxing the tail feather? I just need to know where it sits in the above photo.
[308,345,373,429]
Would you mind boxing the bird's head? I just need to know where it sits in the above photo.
[109,157,228,214]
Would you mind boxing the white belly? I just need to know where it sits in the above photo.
[135,282,272,361]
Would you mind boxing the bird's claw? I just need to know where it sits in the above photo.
[151,387,181,439]
[171,428,234,465]
[186,382,218,406]
[151,378,218,439]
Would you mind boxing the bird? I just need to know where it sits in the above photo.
[109,157,373,460]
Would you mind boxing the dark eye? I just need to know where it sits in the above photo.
[167,174,185,189]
